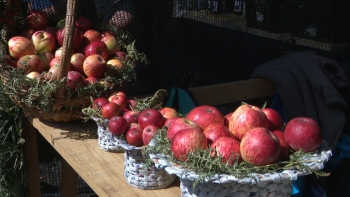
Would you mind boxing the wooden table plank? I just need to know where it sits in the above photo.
[28,117,180,197]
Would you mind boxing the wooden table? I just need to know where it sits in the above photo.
[24,116,180,197]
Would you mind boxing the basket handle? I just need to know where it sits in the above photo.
[57,0,77,81]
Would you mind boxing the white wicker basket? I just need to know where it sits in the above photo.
[92,117,124,152]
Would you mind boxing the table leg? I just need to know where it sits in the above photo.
[60,159,78,197]
[23,117,42,197]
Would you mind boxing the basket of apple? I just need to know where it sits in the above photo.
[146,103,332,197]
[82,89,177,190]
[0,0,146,122]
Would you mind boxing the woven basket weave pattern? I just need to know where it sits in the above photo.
[94,117,124,152]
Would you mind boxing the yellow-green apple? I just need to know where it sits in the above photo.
[56,27,83,51]
[8,36,35,59]
[211,137,242,165]
[203,123,236,145]
[167,118,201,141]
[108,116,128,136]
[70,53,86,75]
[31,30,56,54]
[123,110,140,126]
[54,46,74,58]
[101,35,120,55]
[17,54,44,73]
[126,127,143,147]
[92,97,110,109]
[66,71,85,90]
[26,71,41,79]
[75,16,91,32]
[262,108,284,131]
[55,19,66,29]
[84,40,109,60]
[137,109,165,130]
[240,127,281,166]
[186,105,224,130]
[163,117,181,129]
[229,104,269,141]
[101,102,121,119]
[27,10,49,30]
[273,130,290,161]
[83,54,107,78]
[20,28,35,39]
[159,107,180,120]
[171,128,208,161]
[83,29,102,45]
[284,117,322,153]
[106,58,123,76]
[142,125,158,145]
[39,52,54,71]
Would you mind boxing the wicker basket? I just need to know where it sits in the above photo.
[92,117,124,152]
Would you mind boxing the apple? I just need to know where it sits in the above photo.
[108,91,127,102]
[46,64,61,81]
[108,116,128,136]
[8,36,35,59]
[111,94,128,108]
[70,53,86,74]
[159,107,180,120]
[93,97,110,109]
[84,40,109,60]
[75,16,91,32]
[83,29,102,45]
[240,127,281,166]
[83,54,107,78]
[273,130,290,161]
[20,28,35,39]
[27,10,49,30]
[39,52,54,71]
[101,35,120,55]
[101,102,121,119]
[167,118,201,141]
[171,128,208,161]
[54,47,74,58]
[66,71,85,90]
[203,123,236,144]
[186,105,224,130]
[224,112,233,128]
[101,30,116,37]
[56,18,66,29]
[142,125,158,145]
[284,117,322,153]
[31,30,56,54]
[56,27,83,51]
[114,51,129,60]
[262,108,284,131]
[84,76,99,86]
[127,99,137,110]
[17,54,44,73]
[210,137,242,165]
[126,127,143,147]
[137,109,165,130]
[26,71,41,79]
[163,117,181,129]
[106,58,124,76]
[229,104,269,141]
[123,110,140,126]
[130,123,141,130]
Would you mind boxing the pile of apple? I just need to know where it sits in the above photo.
[162,104,322,167]
[5,10,132,91]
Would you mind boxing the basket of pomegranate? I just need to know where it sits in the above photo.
[82,89,177,189]
[0,0,146,122]
[146,103,332,197]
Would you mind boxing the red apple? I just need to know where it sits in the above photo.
[39,52,54,71]
[159,107,180,120]
[130,123,141,130]
[83,54,107,78]
[108,116,128,136]
[111,94,128,108]
[56,27,83,51]
[27,10,49,30]
[75,16,91,32]
[229,104,269,141]
[142,125,158,145]
[8,36,35,59]
[84,76,99,86]
[126,127,143,147]
[108,91,127,102]
[83,29,102,45]
[31,30,56,54]
[224,112,233,128]
[46,64,61,81]
[54,47,74,58]
[284,117,322,153]
[84,40,109,60]
[93,97,110,109]
[171,128,208,161]
[17,54,44,73]
[114,51,129,60]
[101,102,121,119]
[123,110,140,126]
[273,130,290,161]
[70,53,86,75]
[186,105,224,130]
[203,123,236,144]
[101,35,120,55]
[127,99,137,110]
[167,118,201,141]
[262,108,284,131]
[66,71,85,90]
[163,117,181,129]
[210,137,242,165]
[20,28,35,39]
[137,109,165,130]
[240,127,281,166]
